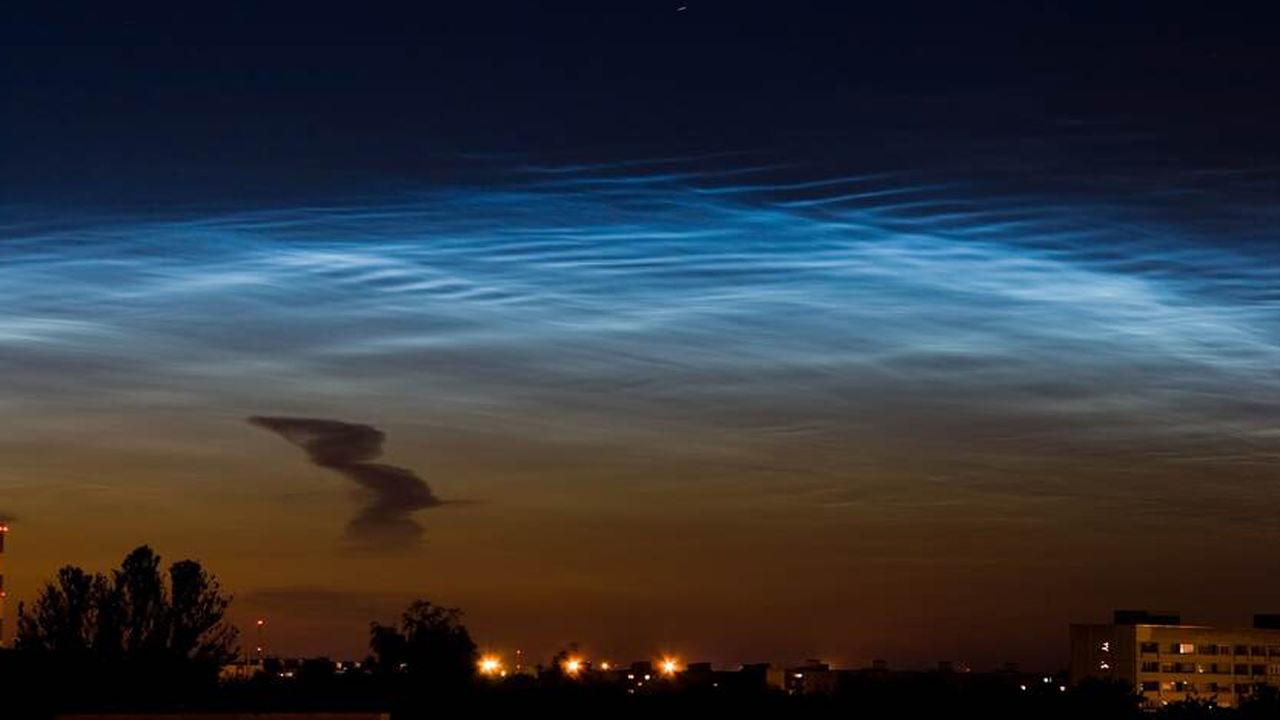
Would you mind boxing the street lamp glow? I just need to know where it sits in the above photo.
[563,657,584,676]
[660,657,680,676]
[478,655,504,676]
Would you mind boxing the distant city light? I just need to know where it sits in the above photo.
[478,655,504,676]
[660,657,681,676]
[563,657,584,676]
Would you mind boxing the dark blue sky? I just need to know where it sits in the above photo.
[5,1,1279,206]
[3,1,1279,668]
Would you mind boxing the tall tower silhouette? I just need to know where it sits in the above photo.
[0,522,9,646]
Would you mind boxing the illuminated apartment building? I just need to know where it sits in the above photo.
[1071,610,1280,708]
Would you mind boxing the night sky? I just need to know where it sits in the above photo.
[3,2,1280,669]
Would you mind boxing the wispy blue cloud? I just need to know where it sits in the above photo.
[2,159,1278,528]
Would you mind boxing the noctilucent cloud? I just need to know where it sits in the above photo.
[3,146,1280,664]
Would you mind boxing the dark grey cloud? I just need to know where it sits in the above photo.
[248,416,442,549]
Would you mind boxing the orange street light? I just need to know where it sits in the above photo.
[563,657,584,676]
[478,655,504,676]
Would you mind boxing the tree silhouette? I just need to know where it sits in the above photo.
[1062,677,1144,720]
[15,565,108,655]
[369,599,476,690]
[16,545,238,668]
[1238,684,1280,719]
[167,559,237,662]
[1156,698,1220,720]
[115,546,167,656]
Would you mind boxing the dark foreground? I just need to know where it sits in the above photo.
[4,658,1280,720]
